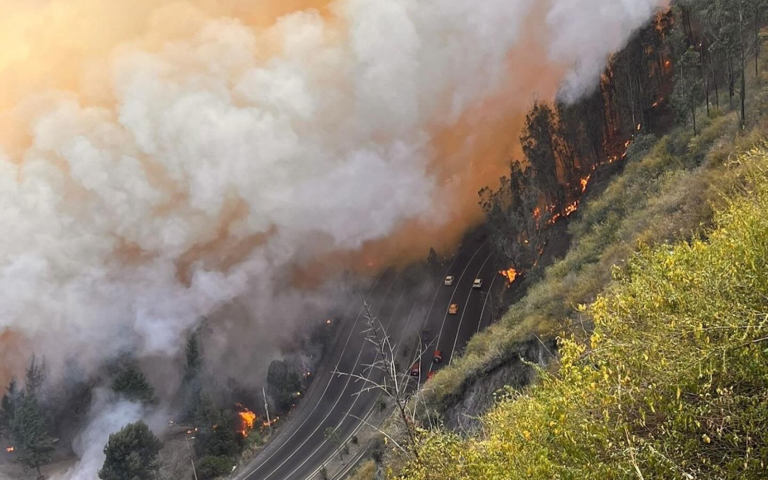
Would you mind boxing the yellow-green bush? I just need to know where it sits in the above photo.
[400,148,768,480]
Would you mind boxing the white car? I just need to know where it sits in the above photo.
[473,278,483,289]
[444,276,455,286]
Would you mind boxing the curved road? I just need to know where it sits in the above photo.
[235,230,504,480]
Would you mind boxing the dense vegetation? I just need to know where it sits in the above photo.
[424,0,768,416]
[398,145,768,479]
[341,3,768,479]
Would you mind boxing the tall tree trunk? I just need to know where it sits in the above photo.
[702,48,711,117]
[713,65,720,110]
[729,60,735,109]
[692,104,697,136]
[756,5,761,78]
[741,5,748,128]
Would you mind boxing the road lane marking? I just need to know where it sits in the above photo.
[431,241,488,371]
[240,271,390,479]
[259,285,406,480]
[477,272,499,334]
[448,252,493,365]
[306,300,418,480]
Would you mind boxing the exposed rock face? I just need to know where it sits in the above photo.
[440,337,557,432]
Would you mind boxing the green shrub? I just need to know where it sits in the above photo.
[197,455,232,480]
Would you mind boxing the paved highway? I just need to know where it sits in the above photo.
[235,229,504,480]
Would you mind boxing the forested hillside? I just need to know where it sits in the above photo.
[349,1,768,479]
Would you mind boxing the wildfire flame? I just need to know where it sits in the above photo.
[237,405,256,438]
[580,175,590,193]
[498,268,518,286]
[263,416,280,428]
[5,447,14,453]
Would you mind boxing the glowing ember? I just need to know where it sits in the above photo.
[580,175,590,193]
[5,447,14,453]
[636,123,642,131]
[498,268,518,286]
[263,416,280,428]
[237,405,256,438]
[326,319,332,324]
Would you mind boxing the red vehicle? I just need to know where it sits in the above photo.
[433,350,443,363]
[410,363,420,377]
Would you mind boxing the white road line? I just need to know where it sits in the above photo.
[309,233,488,477]
[448,252,493,365]
[241,271,389,480]
[413,236,487,383]
[477,273,499,334]
[431,241,488,371]
[274,289,407,480]
[308,300,418,480]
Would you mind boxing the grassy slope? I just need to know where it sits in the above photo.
[423,89,768,412]
[400,144,768,479]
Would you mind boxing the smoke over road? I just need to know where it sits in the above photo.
[0,0,667,387]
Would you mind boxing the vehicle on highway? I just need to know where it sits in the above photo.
[473,278,483,289]
[444,275,454,286]
[410,362,420,377]
[433,350,443,363]
[448,303,459,315]
[421,328,432,345]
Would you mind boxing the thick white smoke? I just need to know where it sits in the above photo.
[50,390,165,480]
[0,0,667,380]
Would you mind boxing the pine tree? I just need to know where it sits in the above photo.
[10,394,55,477]
[181,332,203,419]
[111,363,156,405]
[98,422,161,480]
[0,377,20,437]
[24,355,46,398]
[183,333,201,384]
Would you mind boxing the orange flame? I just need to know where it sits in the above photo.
[498,268,518,286]
[237,404,256,438]
[5,447,14,453]
[262,416,280,428]
[580,175,590,193]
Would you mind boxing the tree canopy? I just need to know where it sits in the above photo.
[99,421,162,480]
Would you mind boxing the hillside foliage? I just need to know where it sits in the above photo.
[399,147,768,479]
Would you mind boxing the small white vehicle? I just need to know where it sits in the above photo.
[444,276,455,286]
[473,278,483,289]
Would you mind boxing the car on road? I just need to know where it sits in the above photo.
[444,275,454,286]
[421,328,432,345]
[448,303,459,315]
[433,350,443,363]
[473,278,483,289]
[410,363,420,377]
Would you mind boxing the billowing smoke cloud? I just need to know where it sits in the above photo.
[0,0,667,384]
[51,389,165,480]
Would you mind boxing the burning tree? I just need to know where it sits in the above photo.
[479,162,552,274]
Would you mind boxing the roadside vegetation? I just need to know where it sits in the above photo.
[423,0,768,415]
[354,1,768,479]
[400,144,768,479]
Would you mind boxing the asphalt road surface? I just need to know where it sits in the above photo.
[235,230,505,480]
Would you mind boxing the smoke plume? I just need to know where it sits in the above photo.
[50,389,165,480]
[0,0,667,385]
